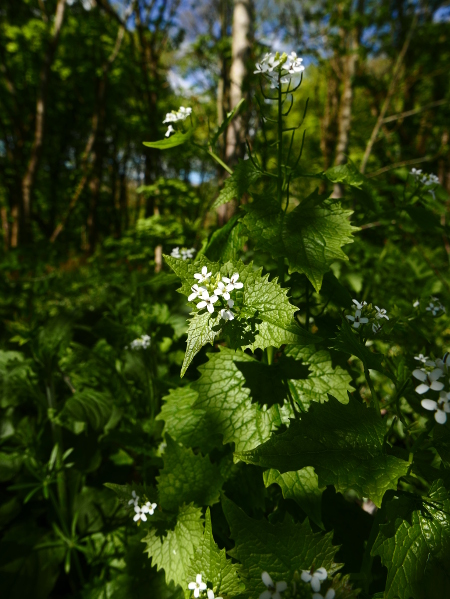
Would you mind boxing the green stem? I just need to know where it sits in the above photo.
[364,367,381,415]
[207,149,233,175]
[266,346,274,366]
[277,73,283,208]
[305,280,310,331]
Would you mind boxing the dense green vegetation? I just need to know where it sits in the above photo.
[1,1,450,599]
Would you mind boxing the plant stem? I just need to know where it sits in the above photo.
[207,149,233,175]
[305,279,310,330]
[364,367,381,415]
[277,73,283,207]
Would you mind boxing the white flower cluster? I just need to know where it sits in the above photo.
[189,266,243,321]
[163,106,192,137]
[171,246,196,260]
[128,491,157,523]
[413,352,450,424]
[259,568,334,599]
[188,574,222,599]
[410,168,440,198]
[254,51,305,89]
[426,297,446,316]
[345,299,389,333]
[126,334,151,350]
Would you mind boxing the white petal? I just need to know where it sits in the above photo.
[222,277,230,283]
[262,572,273,587]
[435,409,447,424]
[133,514,140,521]
[311,577,321,592]
[276,581,287,592]
[315,568,328,580]
[234,282,243,289]
[360,318,369,324]
[134,505,140,513]
[273,593,281,599]
[301,571,312,583]
[312,595,324,599]
[200,582,207,591]
[194,590,200,599]
[415,383,430,394]
[207,591,214,599]
[421,399,438,411]
[207,304,214,313]
[210,295,218,303]
[188,292,197,301]
[430,381,445,391]
[197,301,207,309]
[429,368,444,381]
[345,315,355,322]
[259,592,272,599]
[227,299,234,308]
[224,291,231,300]
[354,309,361,317]
[194,273,202,280]
[353,322,361,328]
[412,369,427,381]
[196,574,203,584]
[141,513,147,521]
[326,591,336,599]
[188,583,196,590]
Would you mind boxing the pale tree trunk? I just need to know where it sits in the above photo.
[18,0,66,245]
[218,0,253,226]
[333,0,364,198]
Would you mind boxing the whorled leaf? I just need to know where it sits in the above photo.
[372,479,450,599]
[222,495,341,597]
[186,508,244,597]
[157,436,224,511]
[237,395,409,507]
[263,467,325,528]
[142,503,204,589]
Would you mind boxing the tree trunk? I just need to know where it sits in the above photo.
[218,0,253,226]
[20,0,66,244]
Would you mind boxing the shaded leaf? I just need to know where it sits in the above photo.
[212,160,262,209]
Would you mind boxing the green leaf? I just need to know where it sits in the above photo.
[324,162,366,189]
[212,160,262,209]
[241,191,358,292]
[143,129,193,150]
[157,436,224,511]
[181,310,222,377]
[263,467,325,528]
[62,389,113,430]
[192,347,292,453]
[237,395,409,507]
[211,98,246,147]
[186,508,244,597]
[331,317,384,372]
[142,504,204,588]
[372,479,450,599]
[204,214,248,262]
[286,344,354,409]
[222,495,341,595]
[282,195,359,292]
[156,387,222,453]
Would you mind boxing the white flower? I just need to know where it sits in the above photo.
[165,125,175,137]
[181,247,196,260]
[222,273,243,292]
[128,490,139,506]
[178,106,192,118]
[188,574,207,598]
[188,284,206,302]
[346,309,369,329]
[301,568,328,593]
[375,306,389,320]
[436,352,450,372]
[171,246,181,258]
[410,168,423,177]
[312,591,336,599]
[197,291,218,314]
[352,299,367,310]
[422,392,450,424]
[214,281,231,300]
[133,505,148,523]
[413,299,420,308]
[207,590,222,599]
[129,334,151,350]
[163,106,192,124]
[372,322,382,334]
[412,368,445,394]
[426,298,445,316]
[219,308,235,321]
[259,572,287,599]
[414,354,429,363]
[227,298,235,308]
[194,266,212,283]
[142,501,157,516]
[285,52,305,74]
